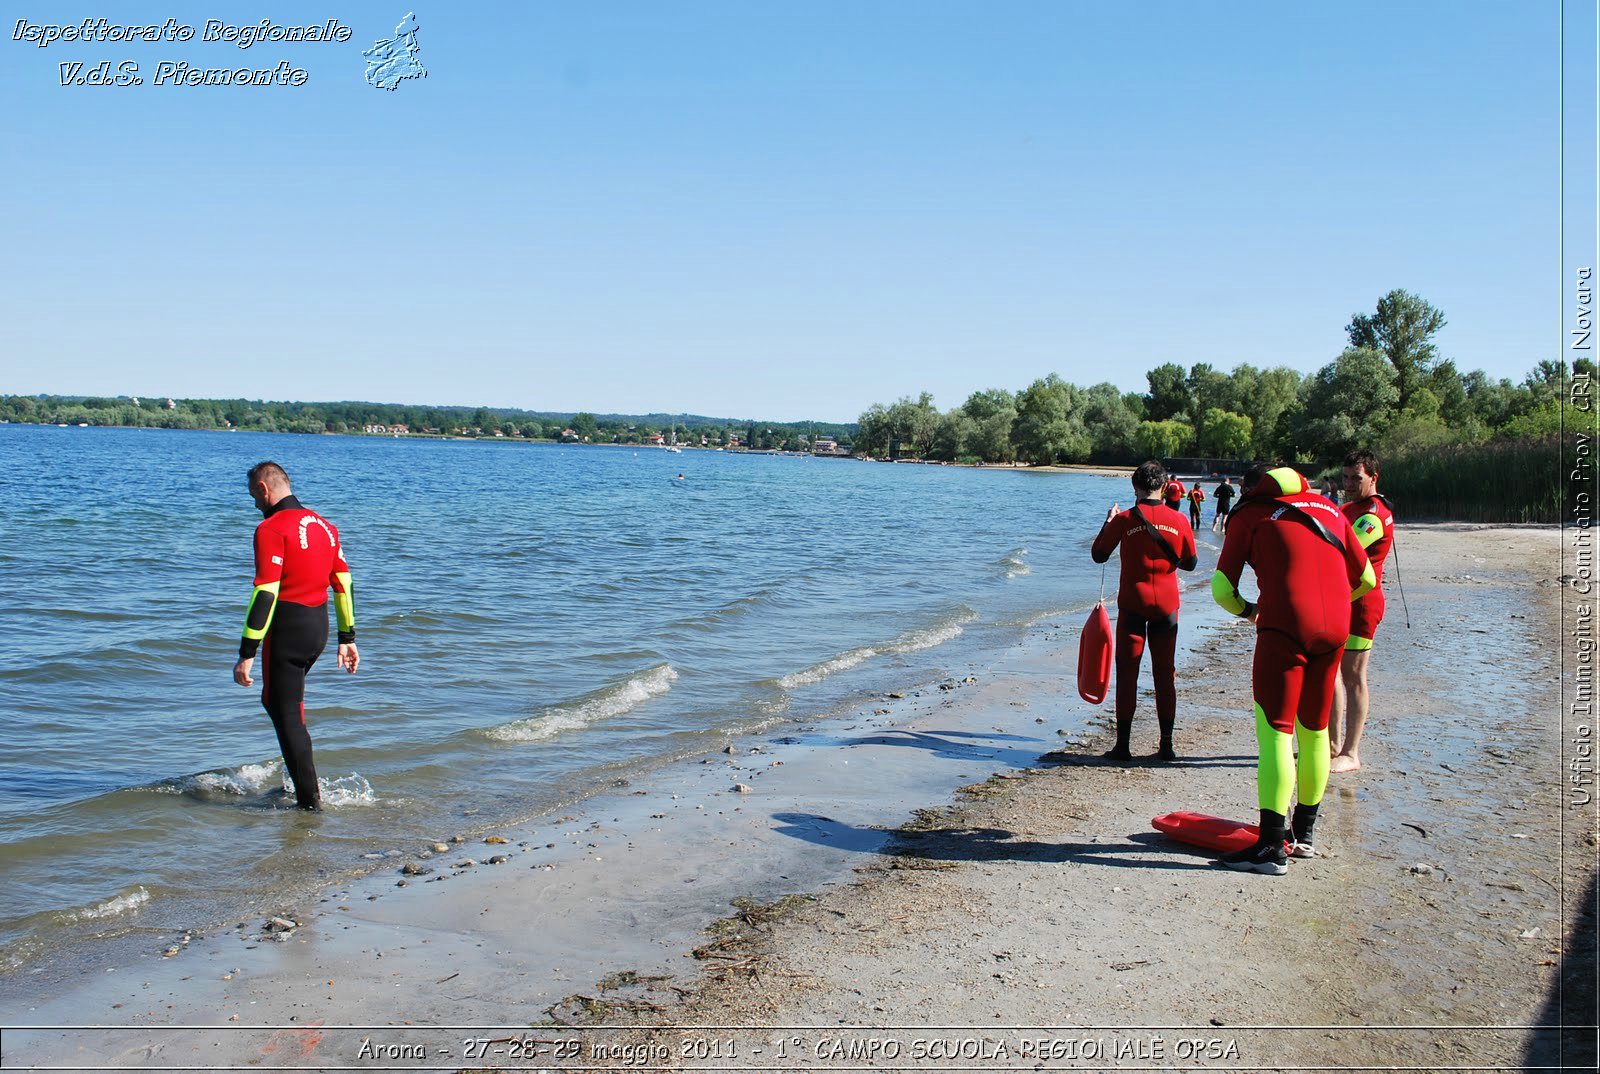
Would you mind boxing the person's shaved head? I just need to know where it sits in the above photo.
[247,461,290,493]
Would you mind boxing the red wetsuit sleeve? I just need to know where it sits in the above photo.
[240,523,287,659]
[328,522,356,644]
[253,524,286,586]
[1090,515,1124,564]
[1177,512,1198,572]
[1211,505,1254,616]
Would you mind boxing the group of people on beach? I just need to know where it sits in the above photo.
[1090,451,1396,875]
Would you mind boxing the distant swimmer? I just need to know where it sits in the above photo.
[1211,465,1374,874]
[1091,461,1199,762]
[1329,449,1394,774]
[676,473,685,480]
[232,461,358,812]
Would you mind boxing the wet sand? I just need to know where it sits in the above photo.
[3,524,1592,1073]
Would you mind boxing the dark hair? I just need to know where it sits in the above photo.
[1343,449,1380,477]
[1132,460,1166,495]
[1241,462,1272,492]
[247,460,290,490]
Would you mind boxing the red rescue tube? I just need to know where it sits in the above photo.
[1152,811,1262,853]
[1076,602,1113,704]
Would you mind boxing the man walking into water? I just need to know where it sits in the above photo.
[1330,449,1395,774]
[1091,461,1198,761]
[233,462,358,811]
[1211,465,1374,873]
[1212,476,1235,532]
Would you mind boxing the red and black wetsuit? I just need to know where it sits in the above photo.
[1091,499,1198,749]
[1342,493,1395,647]
[240,495,355,810]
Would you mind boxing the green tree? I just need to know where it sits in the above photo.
[1295,347,1400,464]
[1133,420,1189,459]
[1420,360,1474,430]
[1144,363,1192,422]
[1197,408,1253,457]
[1013,375,1090,464]
[571,412,599,441]
[1188,363,1235,418]
[1346,289,1446,411]
[1133,419,1193,460]
[958,389,1017,463]
[930,409,976,461]
[1234,365,1300,458]
[855,404,891,457]
[886,392,940,458]
[1079,382,1139,461]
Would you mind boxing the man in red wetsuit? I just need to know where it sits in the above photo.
[1329,449,1395,774]
[1091,461,1199,762]
[1211,465,1374,873]
[232,461,359,811]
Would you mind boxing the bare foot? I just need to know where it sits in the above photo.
[1329,753,1361,774]
[1103,745,1133,763]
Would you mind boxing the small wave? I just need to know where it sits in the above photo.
[885,608,978,653]
[998,547,1032,578]
[56,886,150,924]
[485,664,679,743]
[775,609,978,689]
[152,761,283,796]
[320,773,377,807]
[778,647,878,689]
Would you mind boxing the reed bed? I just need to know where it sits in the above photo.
[1382,437,1564,523]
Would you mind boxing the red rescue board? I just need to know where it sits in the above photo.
[1077,602,1113,704]
[1152,811,1261,853]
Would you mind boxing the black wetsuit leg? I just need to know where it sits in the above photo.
[260,601,328,809]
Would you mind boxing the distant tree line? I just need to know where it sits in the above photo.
[0,395,855,453]
[855,290,1587,479]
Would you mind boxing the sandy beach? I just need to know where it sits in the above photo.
[3,523,1592,1072]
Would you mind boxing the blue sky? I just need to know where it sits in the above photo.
[0,2,1585,421]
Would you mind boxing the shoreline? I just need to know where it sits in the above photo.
[4,524,1592,1073]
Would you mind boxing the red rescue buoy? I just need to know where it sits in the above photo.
[1151,811,1261,853]
[1077,601,1113,704]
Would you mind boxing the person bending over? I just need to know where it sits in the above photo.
[1091,461,1199,762]
[233,461,359,811]
[1329,449,1395,774]
[1211,465,1374,874]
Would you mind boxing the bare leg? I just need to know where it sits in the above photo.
[1329,649,1370,773]
[1328,666,1346,756]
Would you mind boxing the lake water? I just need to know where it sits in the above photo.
[0,425,1136,971]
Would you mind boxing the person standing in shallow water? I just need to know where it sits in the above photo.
[233,461,359,811]
[1091,461,1199,762]
[1187,483,1206,530]
[1212,476,1235,532]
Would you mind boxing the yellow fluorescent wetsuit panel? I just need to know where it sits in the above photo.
[333,571,355,637]
[1211,569,1248,616]
[242,580,281,641]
